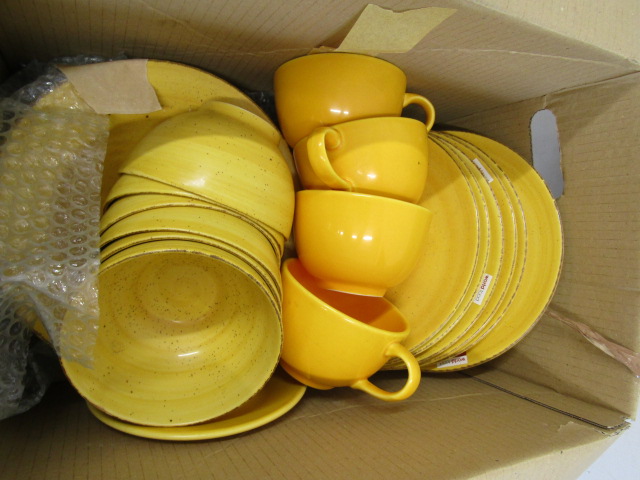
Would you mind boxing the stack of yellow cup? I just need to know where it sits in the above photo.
[274,52,436,401]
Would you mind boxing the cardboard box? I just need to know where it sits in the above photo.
[0,1,638,478]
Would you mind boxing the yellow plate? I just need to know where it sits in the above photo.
[103,60,295,208]
[409,136,494,361]
[425,132,522,362]
[418,133,506,363]
[384,139,481,357]
[86,368,306,441]
[430,131,563,371]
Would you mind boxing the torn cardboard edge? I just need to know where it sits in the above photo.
[311,4,457,55]
[546,306,640,378]
[57,59,161,114]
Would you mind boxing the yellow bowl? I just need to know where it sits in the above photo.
[101,185,285,257]
[294,190,433,297]
[119,101,295,238]
[100,230,282,304]
[280,258,420,401]
[100,205,282,289]
[61,239,283,427]
[103,174,209,212]
[101,59,281,207]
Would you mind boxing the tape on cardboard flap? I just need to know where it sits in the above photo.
[312,4,457,55]
[58,59,161,114]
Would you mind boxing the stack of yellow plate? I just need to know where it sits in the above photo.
[384,130,563,372]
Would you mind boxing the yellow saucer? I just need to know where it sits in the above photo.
[415,134,505,363]
[103,60,295,208]
[86,368,306,441]
[384,138,481,356]
[425,132,522,363]
[430,131,563,371]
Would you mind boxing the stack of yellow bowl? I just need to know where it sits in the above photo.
[62,99,296,427]
[272,52,437,401]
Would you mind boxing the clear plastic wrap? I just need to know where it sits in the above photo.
[0,61,109,419]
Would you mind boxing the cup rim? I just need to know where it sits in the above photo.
[282,258,409,337]
[276,52,405,77]
[295,188,430,213]
[292,116,427,150]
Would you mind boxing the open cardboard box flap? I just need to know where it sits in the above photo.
[0,0,638,122]
[0,371,625,480]
[0,1,639,478]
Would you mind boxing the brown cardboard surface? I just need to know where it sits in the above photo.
[0,1,639,478]
[451,73,640,419]
[466,367,628,430]
[471,0,640,64]
[0,373,618,479]
[0,0,637,122]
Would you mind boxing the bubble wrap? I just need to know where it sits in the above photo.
[0,68,108,419]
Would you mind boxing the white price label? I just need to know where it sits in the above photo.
[472,273,493,305]
[472,158,494,183]
[436,353,469,369]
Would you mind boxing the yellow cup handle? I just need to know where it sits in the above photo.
[350,343,421,402]
[403,93,436,132]
[306,127,353,191]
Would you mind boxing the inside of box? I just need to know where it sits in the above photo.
[452,73,640,422]
[0,0,638,122]
[0,1,638,469]
[0,370,621,479]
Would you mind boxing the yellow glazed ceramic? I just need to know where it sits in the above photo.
[99,205,281,293]
[104,172,204,210]
[103,60,294,207]
[401,139,492,362]
[429,130,563,371]
[293,116,429,203]
[99,239,280,314]
[120,101,295,238]
[100,192,225,233]
[85,368,305,441]
[274,53,436,147]
[100,230,282,305]
[280,259,420,401]
[62,239,283,426]
[424,132,524,363]
[414,134,506,363]
[294,190,433,297]
[101,231,282,302]
[384,139,482,356]
[103,175,285,257]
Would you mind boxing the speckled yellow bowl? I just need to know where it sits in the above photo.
[102,175,286,257]
[100,230,282,304]
[119,101,295,239]
[61,239,283,427]
[100,205,281,291]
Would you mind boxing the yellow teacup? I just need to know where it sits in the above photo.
[293,117,429,203]
[293,190,433,296]
[274,52,436,147]
[280,258,420,401]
